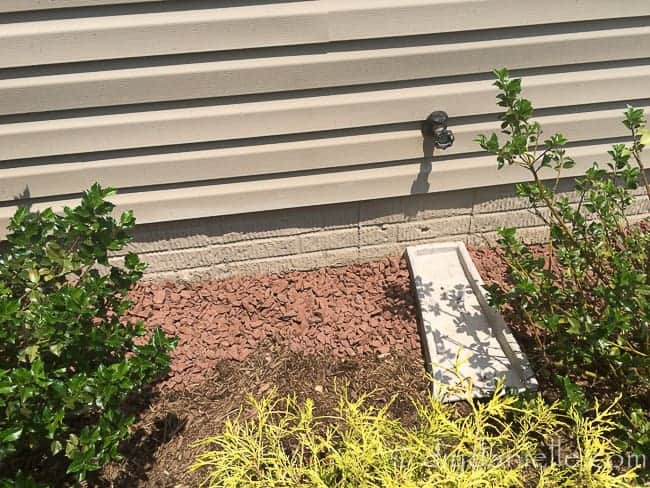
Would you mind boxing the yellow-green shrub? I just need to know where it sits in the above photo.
[190,384,637,487]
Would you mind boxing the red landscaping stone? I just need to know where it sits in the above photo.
[126,256,420,390]
[152,288,165,304]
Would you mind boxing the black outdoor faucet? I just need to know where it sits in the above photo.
[422,111,455,150]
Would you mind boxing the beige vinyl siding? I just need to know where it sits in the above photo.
[1,1,649,237]
[0,0,165,12]
[3,65,650,160]
[3,1,650,67]
[3,21,650,115]
[0,143,619,227]
[3,104,650,203]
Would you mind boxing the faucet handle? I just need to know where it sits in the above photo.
[422,111,455,150]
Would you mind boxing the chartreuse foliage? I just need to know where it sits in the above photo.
[0,184,176,485]
[476,69,650,470]
[191,381,637,487]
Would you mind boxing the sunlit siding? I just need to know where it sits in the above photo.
[1,0,649,235]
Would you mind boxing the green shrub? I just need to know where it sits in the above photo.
[476,69,649,466]
[0,184,176,485]
[191,383,637,487]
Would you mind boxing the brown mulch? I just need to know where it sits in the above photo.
[127,256,420,391]
[99,350,430,487]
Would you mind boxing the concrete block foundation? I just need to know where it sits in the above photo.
[114,180,649,281]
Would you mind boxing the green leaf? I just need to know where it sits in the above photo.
[50,440,63,455]
[557,376,588,413]
[49,343,63,357]
[624,105,646,130]
[562,161,575,170]
[639,127,650,147]
[120,210,136,227]
[65,434,79,457]
[566,317,581,335]
[0,427,22,443]
[493,67,509,82]
[124,253,139,267]
[28,268,40,284]
[22,345,40,363]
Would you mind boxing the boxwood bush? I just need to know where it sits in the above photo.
[0,184,176,485]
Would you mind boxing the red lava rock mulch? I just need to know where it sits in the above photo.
[467,246,510,288]
[127,256,421,390]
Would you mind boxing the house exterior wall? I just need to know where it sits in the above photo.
[112,181,650,281]
[1,1,649,277]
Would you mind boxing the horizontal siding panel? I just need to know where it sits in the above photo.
[327,0,650,41]
[0,2,328,68]
[3,24,650,114]
[0,142,617,238]
[2,64,649,160]
[8,0,647,20]
[1,105,645,201]
[0,0,165,13]
[3,1,650,68]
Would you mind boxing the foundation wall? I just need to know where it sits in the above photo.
[116,181,650,281]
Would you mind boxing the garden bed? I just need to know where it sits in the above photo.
[99,350,430,487]
[100,256,429,486]
[96,248,542,487]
